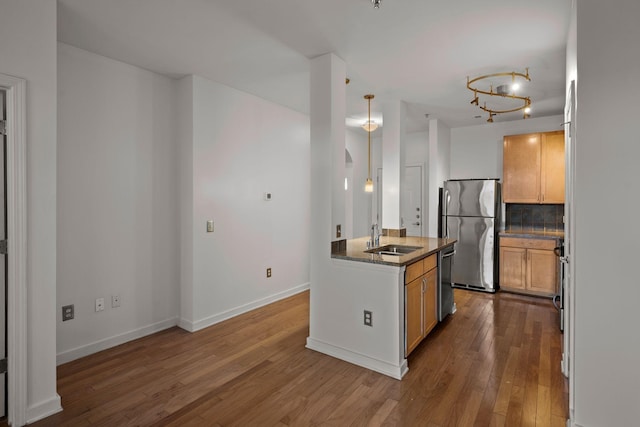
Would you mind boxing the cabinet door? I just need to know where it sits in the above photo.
[503,133,541,203]
[527,249,557,295]
[541,131,565,203]
[405,277,423,356]
[500,246,527,289]
[423,268,438,336]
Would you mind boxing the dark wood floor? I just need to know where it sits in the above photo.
[29,289,567,426]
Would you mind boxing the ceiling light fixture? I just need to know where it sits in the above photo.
[371,0,382,9]
[361,120,378,132]
[467,69,532,122]
[364,94,376,193]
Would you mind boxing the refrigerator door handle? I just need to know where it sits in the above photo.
[443,189,450,238]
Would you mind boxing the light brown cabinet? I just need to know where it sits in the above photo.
[499,237,558,296]
[405,254,438,356]
[503,130,565,204]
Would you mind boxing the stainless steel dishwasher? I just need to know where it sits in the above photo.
[438,245,456,321]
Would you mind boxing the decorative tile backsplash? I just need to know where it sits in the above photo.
[505,204,564,232]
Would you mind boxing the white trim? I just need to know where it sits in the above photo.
[179,283,310,332]
[567,416,582,427]
[305,336,408,380]
[56,317,178,365]
[26,395,62,425]
[0,73,29,427]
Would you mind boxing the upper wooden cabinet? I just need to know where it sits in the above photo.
[503,130,565,204]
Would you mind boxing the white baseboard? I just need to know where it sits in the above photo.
[26,394,62,424]
[305,337,408,380]
[56,317,178,365]
[179,282,310,333]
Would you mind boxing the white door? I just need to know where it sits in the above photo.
[402,166,422,237]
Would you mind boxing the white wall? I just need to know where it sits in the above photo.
[427,120,452,236]
[179,75,310,330]
[450,115,564,180]
[0,1,60,422]
[437,123,451,189]
[572,1,640,425]
[57,43,179,363]
[345,129,371,239]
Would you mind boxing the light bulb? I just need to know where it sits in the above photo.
[362,120,378,132]
[365,178,374,193]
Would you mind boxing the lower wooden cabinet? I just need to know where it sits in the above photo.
[405,254,438,356]
[499,237,558,296]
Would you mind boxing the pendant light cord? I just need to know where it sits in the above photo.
[367,97,371,180]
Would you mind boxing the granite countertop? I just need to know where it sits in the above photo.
[331,236,457,267]
[499,229,565,240]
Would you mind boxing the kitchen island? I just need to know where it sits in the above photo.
[306,235,456,380]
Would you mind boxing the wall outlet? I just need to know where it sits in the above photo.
[364,310,373,327]
[266,267,272,278]
[62,304,74,321]
[95,297,105,312]
[112,294,121,308]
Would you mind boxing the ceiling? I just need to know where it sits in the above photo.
[57,0,571,131]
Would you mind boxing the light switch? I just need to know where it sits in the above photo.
[207,220,214,233]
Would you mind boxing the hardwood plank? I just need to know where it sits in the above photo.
[30,290,568,427]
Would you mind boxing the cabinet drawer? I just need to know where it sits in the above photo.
[500,237,556,250]
[423,254,437,272]
[405,261,423,284]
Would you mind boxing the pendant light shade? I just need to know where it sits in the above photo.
[361,120,378,132]
[364,94,375,193]
[364,177,374,193]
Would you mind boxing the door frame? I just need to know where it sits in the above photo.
[0,73,28,427]
[564,79,576,423]
[403,163,424,237]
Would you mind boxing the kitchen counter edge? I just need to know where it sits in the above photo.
[331,236,457,267]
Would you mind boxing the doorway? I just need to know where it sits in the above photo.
[374,165,424,237]
[402,165,423,237]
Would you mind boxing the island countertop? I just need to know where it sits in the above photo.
[331,236,457,267]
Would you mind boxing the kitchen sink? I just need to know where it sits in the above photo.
[364,244,423,256]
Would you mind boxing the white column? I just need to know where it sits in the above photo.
[381,100,407,233]
[427,119,439,236]
[309,53,346,336]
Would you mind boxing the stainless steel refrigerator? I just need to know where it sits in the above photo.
[440,179,500,293]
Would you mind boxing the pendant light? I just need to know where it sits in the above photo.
[364,94,375,193]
